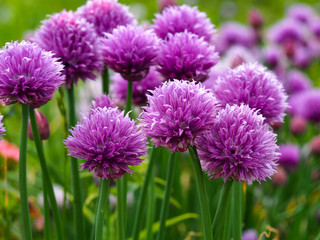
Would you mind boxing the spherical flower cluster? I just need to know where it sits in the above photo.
[65,107,147,179]
[111,67,163,105]
[196,104,279,183]
[214,63,288,124]
[157,31,218,82]
[0,114,5,139]
[153,4,216,43]
[215,22,256,54]
[286,4,316,25]
[139,80,217,152]
[102,25,159,81]
[90,94,115,110]
[242,229,259,240]
[284,70,312,94]
[0,41,64,108]
[77,0,136,37]
[278,144,300,170]
[33,10,104,87]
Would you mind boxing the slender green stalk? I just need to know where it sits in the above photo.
[221,194,232,240]
[146,160,156,240]
[29,108,65,240]
[95,178,110,240]
[233,181,243,240]
[19,103,32,240]
[156,151,177,240]
[188,146,213,240]
[105,189,110,240]
[117,179,125,240]
[132,147,157,240]
[67,84,84,240]
[43,176,51,240]
[126,81,133,115]
[102,67,109,94]
[212,179,233,239]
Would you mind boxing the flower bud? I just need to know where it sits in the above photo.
[272,166,287,186]
[28,110,50,141]
[290,115,307,135]
[249,9,264,30]
[310,135,320,154]
[159,0,178,12]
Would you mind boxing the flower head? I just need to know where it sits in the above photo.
[242,229,259,240]
[139,80,217,152]
[153,4,216,43]
[214,63,288,124]
[0,114,5,139]
[33,10,104,87]
[65,107,147,179]
[286,4,316,25]
[284,69,312,94]
[196,104,279,183]
[112,67,163,105]
[90,94,115,110]
[157,31,218,82]
[77,0,136,37]
[278,143,300,170]
[102,25,159,81]
[0,41,64,108]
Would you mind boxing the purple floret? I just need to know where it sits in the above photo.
[196,104,279,183]
[157,31,218,82]
[102,25,159,81]
[65,107,147,179]
[77,0,136,37]
[214,63,288,124]
[90,94,115,109]
[139,80,217,152]
[278,144,300,170]
[153,4,216,43]
[284,70,312,94]
[0,41,64,108]
[33,10,104,87]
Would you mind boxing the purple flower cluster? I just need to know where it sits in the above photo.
[196,104,279,183]
[111,67,163,105]
[278,144,300,170]
[214,63,288,124]
[157,31,218,82]
[65,107,147,179]
[153,4,216,43]
[102,25,159,81]
[77,0,136,37]
[284,70,312,94]
[33,10,104,87]
[90,94,115,110]
[0,41,64,108]
[139,80,217,152]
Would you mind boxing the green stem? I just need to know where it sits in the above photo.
[212,179,233,239]
[188,146,213,240]
[29,108,64,240]
[43,175,51,240]
[126,81,133,115]
[146,159,156,240]
[117,179,125,240]
[132,147,157,240]
[95,178,110,240]
[233,181,242,240]
[156,151,177,240]
[221,194,232,240]
[67,84,85,240]
[102,67,109,94]
[19,104,32,240]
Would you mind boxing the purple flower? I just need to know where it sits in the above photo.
[90,94,115,109]
[262,45,288,70]
[284,70,312,94]
[33,10,104,87]
[242,229,258,240]
[196,104,279,183]
[278,144,300,170]
[289,89,320,122]
[0,41,64,108]
[286,4,316,25]
[111,67,163,105]
[65,107,147,179]
[76,0,136,37]
[214,63,288,124]
[102,25,159,81]
[139,80,217,152]
[0,114,5,139]
[215,22,256,54]
[153,4,216,43]
[157,31,218,82]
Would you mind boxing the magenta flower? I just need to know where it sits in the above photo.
[0,41,64,108]
[153,4,216,43]
[65,107,147,179]
[77,0,136,37]
[139,80,217,152]
[111,67,163,105]
[278,144,300,170]
[196,104,279,183]
[157,31,218,82]
[284,70,312,94]
[0,114,5,139]
[214,63,288,124]
[102,25,159,81]
[286,4,316,25]
[90,94,115,110]
[242,229,259,240]
[33,10,104,87]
